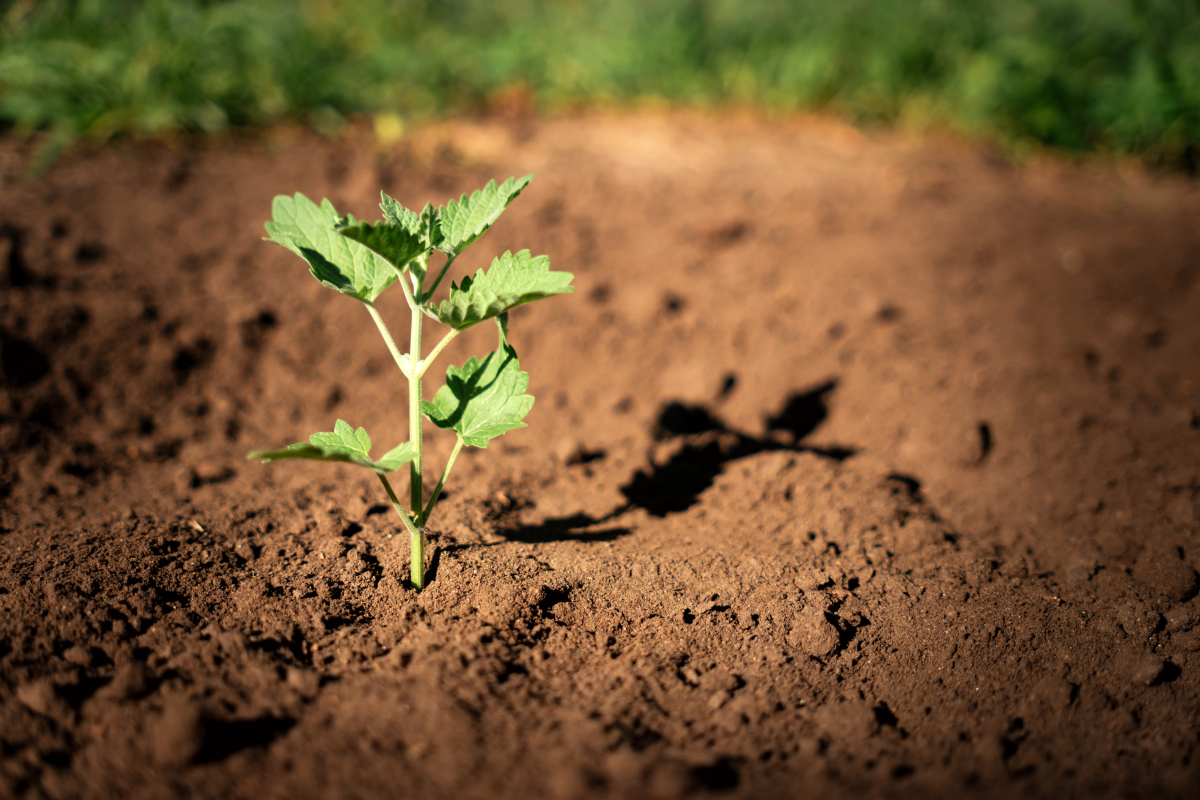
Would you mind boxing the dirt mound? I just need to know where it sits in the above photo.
[1,113,1198,798]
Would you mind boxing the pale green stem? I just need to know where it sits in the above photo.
[381,253,437,590]
[410,525,425,590]
[416,328,459,379]
[412,249,431,299]
[378,473,418,532]
[365,303,410,379]
[395,261,421,311]
[423,437,464,522]
[378,474,424,589]
[408,278,425,589]
[420,253,457,304]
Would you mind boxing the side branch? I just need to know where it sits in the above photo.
[416,328,459,379]
[423,437,464,522]
[394,262,421,311]
[420,253,457,304]
[378,474,419,535]
[365,303,410,379]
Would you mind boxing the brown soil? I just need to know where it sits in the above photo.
[1,112,1199,799]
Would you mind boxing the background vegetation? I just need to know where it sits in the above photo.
[2,0,1198,166]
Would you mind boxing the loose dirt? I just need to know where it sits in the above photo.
[1,112,1198,799]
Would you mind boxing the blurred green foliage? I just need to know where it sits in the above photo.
[2,0,1198,166]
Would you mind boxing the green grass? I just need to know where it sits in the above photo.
[3,0,1199,167]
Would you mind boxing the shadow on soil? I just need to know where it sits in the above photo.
[621,379,857,516]
[196,716,296,763]
[497,514,633,544]
[454,378,857,557]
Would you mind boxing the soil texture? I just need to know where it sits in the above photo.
[1,113,1199,799]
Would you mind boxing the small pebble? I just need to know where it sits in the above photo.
[1116,602,1158,640]
[345,550,367,575]
[553,437,582,463]
[62,645,95,667]
[100,662,152,701]
[1132,544,1199,603]
[1126,652,1167,686]
[286,667,320,699]
[787,604,840,657]
[1163,602,1198,634]
[16,679,62,717]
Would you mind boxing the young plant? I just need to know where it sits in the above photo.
[248,176,573,590]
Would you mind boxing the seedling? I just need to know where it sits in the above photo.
[248,176,573,590]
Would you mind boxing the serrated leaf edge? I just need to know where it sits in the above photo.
[432,249,573,330]
[248,420,417,474]
[264,193,398,303]
[421,344,534,447]
[436,174,533,255]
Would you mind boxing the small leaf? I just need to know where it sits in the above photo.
[380,192,420,233]
[417,203,442,250]
[381,195,443,261]
[309,419,372,458]
[248,420,416,474]
[375,441,419,472]
[437,175,533,255]
[264,194,396,303]
[432,249,574,330]
[422,343,534,447]
[335,219,426,277]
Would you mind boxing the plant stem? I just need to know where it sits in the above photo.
[421,253,457,304]
[410,524,425,590]
[365,302,410,378]
[394,259,421,310]
[416,328,459,378]
[378,473,417,531]
[378,474,424,588]
[408,276,425,589]
[423,436,464,521]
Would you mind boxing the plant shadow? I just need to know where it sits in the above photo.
[424,378,854,578]
[621,378,856,517]
[421,513,631,585]
[498,512,633,544]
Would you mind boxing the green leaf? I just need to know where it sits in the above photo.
[422,343,534,447]
[248,420,416,474]
[431,249,574,330]
[378,196,443,282]
[436,175,533,255]
[380,195,443,264]
[380,192,420,233]
[334,219,426,277]
[374,442,420,472]
[309,419,373,457]
[264,193,397,303]
[417,203,442,251]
